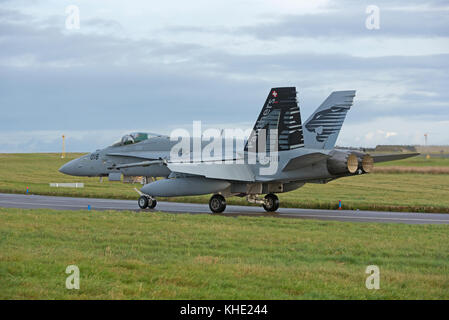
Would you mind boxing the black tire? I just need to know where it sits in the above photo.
[263,193,279,212]
[138,195,149,209]
[209,194,226,213]
[148,198,157,209]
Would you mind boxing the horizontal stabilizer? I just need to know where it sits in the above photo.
[282,152,329,171]
[372,153,420,163]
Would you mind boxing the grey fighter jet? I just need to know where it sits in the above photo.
[59,87,418,213]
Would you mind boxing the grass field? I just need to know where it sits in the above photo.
[373,166,449,174]
[374,156,449,174]
[1,153,449,213]
[0,208,448,299]
[375,156,449,167]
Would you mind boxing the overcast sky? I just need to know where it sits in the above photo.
[0,0,448,152]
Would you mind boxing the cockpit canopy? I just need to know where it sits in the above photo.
[112,132,162,147]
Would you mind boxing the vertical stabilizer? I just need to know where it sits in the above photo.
[245,87,304,153]
[303,90,356,149]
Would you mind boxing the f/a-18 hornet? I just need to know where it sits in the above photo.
[59,87,418,213]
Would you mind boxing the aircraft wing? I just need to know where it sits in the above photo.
[167,162,256,182]
[282,152,330,171]
[372,153,420,163]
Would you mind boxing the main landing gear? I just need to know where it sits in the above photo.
[246,193,280,213]
[138,195,157,209]
[262,193,279,212]
[208,193,280,214]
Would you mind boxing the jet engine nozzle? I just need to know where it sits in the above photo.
[361,155,374,173]
[327,151,359,175]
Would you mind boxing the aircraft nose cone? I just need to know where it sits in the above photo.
[59,159,79,175]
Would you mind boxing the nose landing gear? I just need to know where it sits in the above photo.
[209,194,226,213]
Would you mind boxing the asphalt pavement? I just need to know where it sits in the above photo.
[1,193,448,224]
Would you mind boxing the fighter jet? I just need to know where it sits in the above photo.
[59,87,419,213]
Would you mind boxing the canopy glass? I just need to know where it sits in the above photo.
[111,132,162,147]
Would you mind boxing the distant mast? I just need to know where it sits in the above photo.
[61,135,66,159]
[424,133,430,159]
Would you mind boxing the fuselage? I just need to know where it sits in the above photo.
[59,134,369,187]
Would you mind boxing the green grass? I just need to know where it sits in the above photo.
[375,156,449,167]
[0,208,448,299]
[1,153,449,213]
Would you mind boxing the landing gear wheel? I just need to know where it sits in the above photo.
[138,195,149,209]
[148,198,157,209]
[263,193,279,212]
[209,194,226,213]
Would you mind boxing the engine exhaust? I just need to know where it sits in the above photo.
[347,153,358,174]
[327,151,359,175]
[361,155,374,173]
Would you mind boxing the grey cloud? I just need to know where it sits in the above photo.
[0,7,29,21]
[164,2,449,39]
[0,8,204,67]
[237,8,449,39]
[197,51,449,73]
[0,6,448,151]
[335,0,449,8]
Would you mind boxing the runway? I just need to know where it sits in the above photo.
[0,193,448,224]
